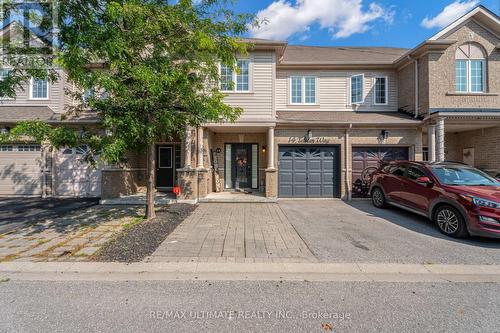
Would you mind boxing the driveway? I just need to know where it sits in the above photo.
[279,200,500,265]
[0,198,99,234]
[148,203,316,263]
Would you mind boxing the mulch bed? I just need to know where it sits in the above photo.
[91,203,196,263]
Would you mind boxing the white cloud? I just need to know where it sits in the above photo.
[421,0,479,29]
[249,0,395,40]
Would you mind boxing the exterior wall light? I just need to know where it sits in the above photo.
[380,130,389,140]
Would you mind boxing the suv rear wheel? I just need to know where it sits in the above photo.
[434,205,468,238]
[371,187,387,208]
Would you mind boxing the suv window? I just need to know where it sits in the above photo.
[390,165,406,177]
[407,166,426,181]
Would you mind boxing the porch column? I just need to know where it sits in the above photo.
[184,126,192,168]
[436,117,445,162]
[197,126,204,169]
[267,126,275,169]
[428,124,436,162]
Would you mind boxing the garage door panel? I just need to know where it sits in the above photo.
[352,146,409,198]
[280,172,293,183]
[55,151,102,197]
[322,172,333,183]
[0,146,42,196]
[280,159,293,170]
[308,172,322,183]
[293,185,307,197]
[293,172,307,183]
[293,160,307,171]
[279,146,340,198]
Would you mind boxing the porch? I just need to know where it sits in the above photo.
[425,111,500,173]
[176,123,277,202]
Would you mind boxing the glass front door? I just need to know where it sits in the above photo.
[234,145,250,189]
[224,143,258,190]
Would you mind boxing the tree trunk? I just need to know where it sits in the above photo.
[146,143,156,220]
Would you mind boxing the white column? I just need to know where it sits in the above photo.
[184,126,192,168]
[197,126,204,169]
[267,127,275,169]
[436,118,445,162]
[428,124,436,162]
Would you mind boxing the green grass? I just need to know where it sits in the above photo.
[122,215,146,230]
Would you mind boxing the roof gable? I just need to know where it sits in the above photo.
[429,5,500,41]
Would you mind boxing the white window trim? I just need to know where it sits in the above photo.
[456,59,487,93]
[289,75,317,105]
[373,76,389,105]
[219,58,251,93]
[0,68,14,100]
[29,77,49,100]
[350,74,364,105]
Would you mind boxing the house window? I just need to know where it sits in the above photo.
[374,77,388,105]
[31,77,48,99]
[220,59,250,92]
[236,59,249,91]
[455,43,487,93]
[0,69,9,80]
[351,74,363,104]
[290,76,316,104]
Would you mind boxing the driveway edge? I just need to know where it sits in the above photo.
[1,262,500,283]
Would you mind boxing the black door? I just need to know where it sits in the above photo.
[278,146,340,198]
[231,144,252,189]
[156,145,174,188]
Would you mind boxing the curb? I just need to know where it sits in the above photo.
[1,262,500,283]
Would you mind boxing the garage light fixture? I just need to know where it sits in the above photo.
[380,130,389,140]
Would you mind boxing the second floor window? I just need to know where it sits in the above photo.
[374,77,388,105]
[351,74,363,104]
[0,69,9,80]
[220,59,250,92]
[455,42,486,93]
[290,76,316,104]
[31,77,48,99]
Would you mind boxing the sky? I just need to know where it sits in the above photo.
[231,0,500,48]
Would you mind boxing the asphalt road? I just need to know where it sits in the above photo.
[0,280,498,332]
[0,198,99,234]
[280,200,500,265]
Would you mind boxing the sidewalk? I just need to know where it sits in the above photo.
[1,262,500,283]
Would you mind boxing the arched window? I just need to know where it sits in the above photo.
[455,43,487,93]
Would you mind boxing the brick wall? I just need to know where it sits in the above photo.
[445,126,500,171]
[428,20,500,110]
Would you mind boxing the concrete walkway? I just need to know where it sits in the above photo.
[1,262,500,283]
[146,203,316,263]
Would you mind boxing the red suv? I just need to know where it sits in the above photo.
[369,161,500,238]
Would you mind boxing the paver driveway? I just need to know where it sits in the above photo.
[147,203,316,263]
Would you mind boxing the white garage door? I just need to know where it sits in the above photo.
[0,144,42,196]
[55,146,102,197]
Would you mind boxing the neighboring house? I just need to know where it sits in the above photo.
[0,5,499,201]
[0,21,101,198]
[396,6,500,177]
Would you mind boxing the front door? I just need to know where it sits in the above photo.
[232,144,252,189]
[156,145,174,188]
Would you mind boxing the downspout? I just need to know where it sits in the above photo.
[408,55,419,118]
[345,123,352,201]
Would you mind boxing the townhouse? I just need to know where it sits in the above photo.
[0,5,499,201]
